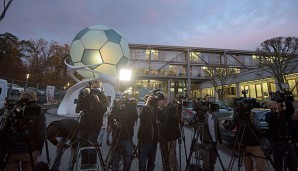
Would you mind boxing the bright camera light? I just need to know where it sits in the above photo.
[119,69,132,81]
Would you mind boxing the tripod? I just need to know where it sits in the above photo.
[185,114,226,171]
[227,119,275,171]
[50,114,82,170]
[50,112,106,171]
[104,121,137,170]
[178,122,188,171]
[1,131,36,171]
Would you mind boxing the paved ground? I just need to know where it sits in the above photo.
[37,108,255,171]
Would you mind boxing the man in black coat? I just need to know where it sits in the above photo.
[265,101,297,171]
[1,90,46,171]
[77,80,108,165]
[108,98,138,171]
[158,95,180,171]
[46,119,79,171]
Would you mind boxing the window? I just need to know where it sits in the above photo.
[287,79,297,96]
[255,84,262,98]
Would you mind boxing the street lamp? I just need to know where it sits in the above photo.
[25,74,30,91]
[118,69,132,91]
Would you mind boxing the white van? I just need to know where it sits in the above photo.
[0,79,8,114]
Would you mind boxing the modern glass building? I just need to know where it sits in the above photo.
[126,43,287,101]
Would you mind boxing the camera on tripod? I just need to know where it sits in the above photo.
[144,89,165,107]
[269,90,294,103]
[190,97,217,125]
[110,98,137,128]
[234,90,259,121]
[8,99,41,131]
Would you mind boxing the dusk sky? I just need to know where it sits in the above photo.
[0,0,297,50]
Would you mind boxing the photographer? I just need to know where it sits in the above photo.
[199,103,222,171]
[108,97,138,171]
[292,109,298,158]
[159,95,180,171]
[237,112,268,171]
[265,100,297,171]
[1,90,46,171]
[137,95,163,171]
[78,80,108,165]
[46,119,79,171]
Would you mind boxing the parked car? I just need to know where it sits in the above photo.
[7,83,24,95]
[181,100,234,124]
[137,99,145,107]
[181,100,196,123]
[54,90,66,99]
[27,87,46,96]
[219,108,270,144]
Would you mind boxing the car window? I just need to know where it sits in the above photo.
[13,84,21,88]
[260,112,269,121]
[217,102,228,109]
[183,101,193,108]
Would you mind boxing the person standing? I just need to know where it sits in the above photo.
[78,80,108,165]
[99,112,109,147]
[239,112,268,171]
[137,95,163,171]
[200,103,222,171]
[158,95,180,171]
[46,119,79,171]
[2,90,46,171]
[108,98,138,171]
[265,101,297,171]
[292,109,298,159]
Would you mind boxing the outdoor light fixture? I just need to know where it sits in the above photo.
[119,69,132,81]
[25,74,30,91]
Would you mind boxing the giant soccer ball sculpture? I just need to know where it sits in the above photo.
[58,25,130,116]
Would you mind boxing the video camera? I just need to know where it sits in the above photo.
[110,97,137,128]
[234,90,259,121]
[144,89,165,108]
[7,99,41,132]
[269,90,294,103]
[190,97,218,124]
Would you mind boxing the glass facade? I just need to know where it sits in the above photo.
[126,44,290,100]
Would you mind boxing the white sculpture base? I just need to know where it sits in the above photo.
[57,81,115,117]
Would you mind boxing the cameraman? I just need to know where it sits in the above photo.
[237,112,268,171]
[199,103,222,171]
[292,109,298,157]
[78,80,108,165]
[1,90,46,171]
[265,100,297,171]
[137,95,163,171]
[108,98,138,171]
[46,119,79,171]
[159,95,180,171]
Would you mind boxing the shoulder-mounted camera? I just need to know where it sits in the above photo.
[270,91,294,103]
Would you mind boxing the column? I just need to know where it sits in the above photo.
[214,88,219,101]
[186,49,191,98]
[236,82,241,98]
[168,78,172,100]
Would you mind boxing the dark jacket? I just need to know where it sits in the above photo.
[238,121,259,146]
[48,119,79,145]
[6,103,46,154]
[158,102,180,141]
[265,102,296,142]
[80,89,108,133]
[137,106,159,144]
[200,114,222,145]
[109,104,138,140]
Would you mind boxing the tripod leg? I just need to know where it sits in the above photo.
[227,124,246,171]
[45,140,51,164]
[185,127,199,171]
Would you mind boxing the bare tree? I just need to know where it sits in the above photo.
[204,64,237,101]
[256,37,298,91]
